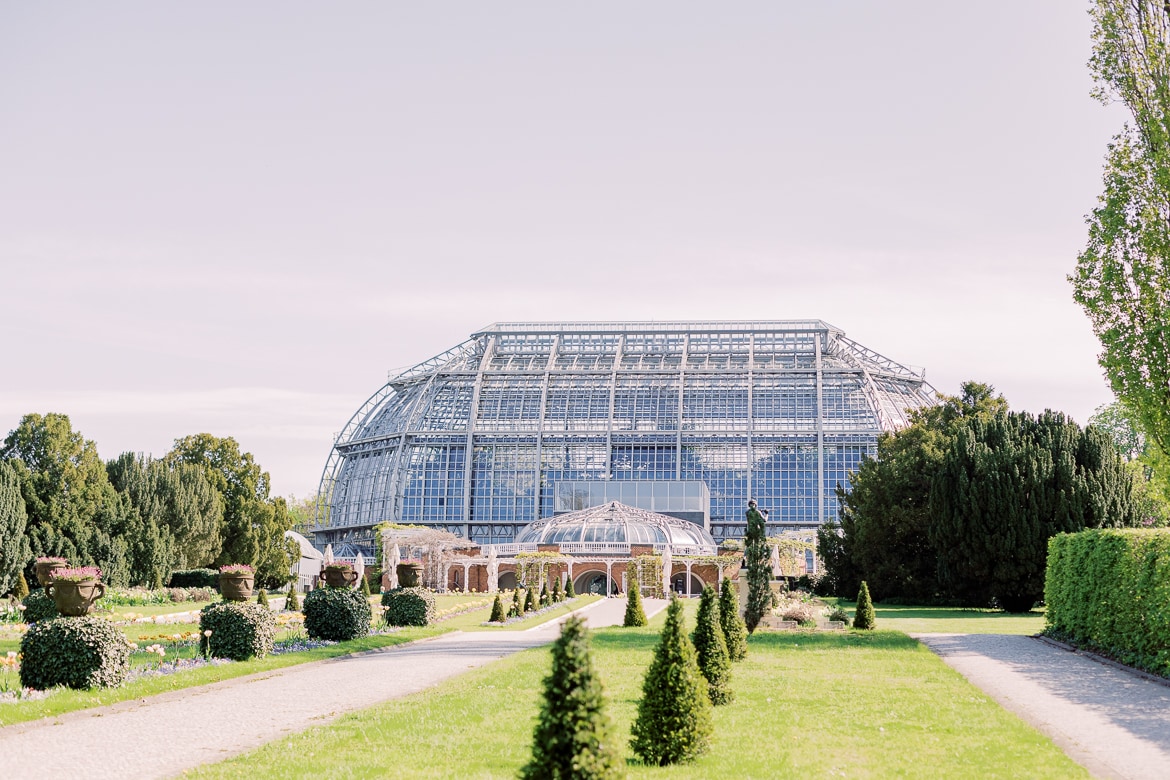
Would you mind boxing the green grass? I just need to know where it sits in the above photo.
[187,616,1083,779]
[442,594,604,632]
[829,599,1047,635]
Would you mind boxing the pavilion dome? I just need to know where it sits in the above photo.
[514,501,717,549]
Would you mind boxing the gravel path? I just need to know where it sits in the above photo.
[915,634,1170,780]
[0,597,666,779]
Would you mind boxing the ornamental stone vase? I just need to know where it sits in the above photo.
[46,578,106,617]
[35,560,67,587]
[219,573,254,601]
[323,568,359,589]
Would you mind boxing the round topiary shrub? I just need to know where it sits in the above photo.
[21,589,58,622]
[199,601,277,660]
[20,616,131,690]
[303,587,372,641]
[382,587,436,626]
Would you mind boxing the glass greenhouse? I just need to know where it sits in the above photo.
[313,321,935,556]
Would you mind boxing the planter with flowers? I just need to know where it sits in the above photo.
[34,556,68,587]
[45,567,105,617]
[323,562,359,589]
[218,564,255,602]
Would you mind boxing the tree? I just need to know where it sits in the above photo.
[0,460,30,596]
[489,592,505,623]
[510,587,522,618]
[692,585,732,705]
[718,577,748,662]
[12,571,30,600]
[853,581,876,630]
[253,497,296,591]
[930,410,1139,611]
[165,434,270,567]
[520,616,621,780]
[629,597,713,765]
[743,499,771,633]
[525,586,537,612]
[623,566,648,627]
[1073,2,1170,487]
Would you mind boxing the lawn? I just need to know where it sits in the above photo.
[188,607,1083,779]
[442,593,604,631]
[829,599,1047,635]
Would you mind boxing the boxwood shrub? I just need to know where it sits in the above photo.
[1046,528,1170,676]
[20,616,131,690]
[199,601,277,660]
[303,587,372,641]
[169,569,220,589]
[21,589,58,622]
[382,587,436,627]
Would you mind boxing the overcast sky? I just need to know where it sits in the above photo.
[0,2,1128,498]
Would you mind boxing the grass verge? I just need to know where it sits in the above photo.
[826,599,1047,635]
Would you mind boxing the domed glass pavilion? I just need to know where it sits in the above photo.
[516,501,717,549]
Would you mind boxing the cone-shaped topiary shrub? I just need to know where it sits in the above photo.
[360,574,372,597]
[286,585,300,612]
[525,586,537,612]
[693,585,733,705]
[853,581,876,630]
[629,596,714,765]
[566,576,576,598]
[304,586,372,641]
[540,581,551,608]
[21,589,58,623]
[623,574,648,628]
[13,571,30,600]
[552,576,563,602]
[199,602,277,660]
[382,587,436,627]
[509,588,522,618]
[20,616,131,690]
[489,592,506,623]
[520,616,621,780]
[719,577,748,662]
[256,589,270,607]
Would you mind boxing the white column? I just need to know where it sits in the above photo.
[605,561,613,596]
[462,562,471,593]
[686,561,693,598]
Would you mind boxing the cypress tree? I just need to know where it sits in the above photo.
[853,581,876,630]
[256,589,270,607]
[540,581,551,608]
[623,574,648,628]
[359,573,372,597]
[13,571,30,601]
[718,577,748,661]
[510,588,522,617]
[525,586,537,612]
[566,576,576,598]
[692,585,733,704]
[629,597,714,765]
[0,460,30,598]
[552,576,563,602]
[285,585,300,612]
[520,616,621,780]
[743,500,771,633]
[489,592,506,623]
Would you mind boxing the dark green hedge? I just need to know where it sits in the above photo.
[20,616,131,690]
[169,569,220,589]
[303,587,372,641]
[382,587,436,626]
[1046,529,1170,676]
[21,589,58,622]
[199,601,276,660]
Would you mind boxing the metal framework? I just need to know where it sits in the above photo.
[313,321,936,555]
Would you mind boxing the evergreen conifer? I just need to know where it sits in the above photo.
[552,576,563,602]
[489,592,506,623]
[359,574,371,597]
[525,586,537,612]
[510,588,522,618]
[744,500,771,633]
[256,589,269,607]
[692,585,733,704]
[285,585,299,612]
[718,577,748,661]
[566,576,576,598]
[520,616,621,780]
[623,571,647,627]
[13,571,30,601]
[629,597,713,765]
[853,581,876,630]
[540,581,551,608]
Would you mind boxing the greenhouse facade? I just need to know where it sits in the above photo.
[312,321,935,557]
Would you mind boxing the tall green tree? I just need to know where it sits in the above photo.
[718,577,748,662]
[930,410,1138,612]
[1073,2,1170,486]
[0,460,31,596]
[253,497,296,590]
[692,585,732,705]
[165,433,270,567]
[743,499,771,633]
[520,616,621,780]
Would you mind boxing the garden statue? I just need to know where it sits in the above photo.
[487,545,499,593]
[661,544,672,597]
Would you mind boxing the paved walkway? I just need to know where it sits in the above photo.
[0,597,667,779]
[915,634,1170,780]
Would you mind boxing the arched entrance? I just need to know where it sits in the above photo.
[670,572,705,597]
[574,570,616,596]
[497,571,518,591]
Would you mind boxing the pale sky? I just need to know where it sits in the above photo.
[0,2,1128,498]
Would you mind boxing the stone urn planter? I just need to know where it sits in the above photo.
[45,567,105,616]
[323,565,359,589]
[218,565,255,602]
[35,557,68,587]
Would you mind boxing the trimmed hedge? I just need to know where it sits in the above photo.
[20,616,131,690]
[304,587,372,641]
[169,569,220,589]
[199,601,277,660]
[1045,529,1170,676]
[21,589,59,622]
[382,587,436,626]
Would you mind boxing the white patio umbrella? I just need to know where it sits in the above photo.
[354,553,366,589]
[388,543,401,589]
[661,545,672,597]
[323,544,334,566]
